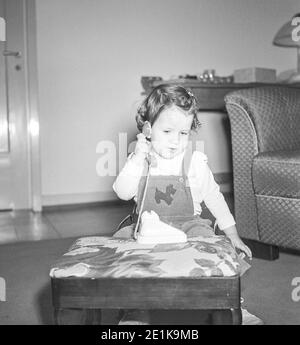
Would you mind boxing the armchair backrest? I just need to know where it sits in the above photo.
[225,86,300,153]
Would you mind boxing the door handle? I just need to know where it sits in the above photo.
[3,50,21,58]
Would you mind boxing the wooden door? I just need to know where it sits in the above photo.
[0,0,30,210]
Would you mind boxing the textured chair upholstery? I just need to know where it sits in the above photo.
[225,86,300,251]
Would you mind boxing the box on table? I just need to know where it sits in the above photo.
[233,67,276,83]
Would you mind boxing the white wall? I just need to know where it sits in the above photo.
[35,0,300,205]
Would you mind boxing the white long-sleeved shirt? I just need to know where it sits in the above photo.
[112,150,235,230]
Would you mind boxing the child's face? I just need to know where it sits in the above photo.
[150,105,193,159]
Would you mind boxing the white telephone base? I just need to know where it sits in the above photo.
[136,211,187,244]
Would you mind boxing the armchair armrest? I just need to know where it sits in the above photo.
[224,94,259,240]
[224,85,300,243]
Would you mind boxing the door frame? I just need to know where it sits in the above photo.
[3,0,42,212]
[25,0,42,211]
[1,0,41,212]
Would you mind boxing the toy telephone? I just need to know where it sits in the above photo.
[142,121,152,140]
[133,121,153,239]
[142,121,153,166]
[133,121,187,243]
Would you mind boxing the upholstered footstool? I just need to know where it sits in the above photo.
[50,235,244,325]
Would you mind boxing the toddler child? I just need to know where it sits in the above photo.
[112,83,253,324]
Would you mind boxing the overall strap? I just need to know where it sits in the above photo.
[133,158,151,239]
[181,148,194,184]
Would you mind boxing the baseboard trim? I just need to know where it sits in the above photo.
[43,199,133,212]
[42,191,119,208]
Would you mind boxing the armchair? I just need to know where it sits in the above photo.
[225,86,300,258]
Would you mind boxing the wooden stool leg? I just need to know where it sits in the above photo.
[211,308,242,325]
[54,308,102,325]
[211,310,232,325]
[231,308,242,325]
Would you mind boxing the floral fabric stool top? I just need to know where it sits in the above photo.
[50,235,249,325]
[50,235,248,279]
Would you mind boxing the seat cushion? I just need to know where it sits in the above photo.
[253,149,300,198]
[50,235,244,279]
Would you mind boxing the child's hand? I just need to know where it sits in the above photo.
[227,233,252,260]
[135,133,151,158]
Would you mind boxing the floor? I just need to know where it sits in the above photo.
[1,194,300,325]
[0,202,135,244]
[0,195,232,245]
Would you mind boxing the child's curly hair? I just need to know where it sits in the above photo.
[136,84,200,132]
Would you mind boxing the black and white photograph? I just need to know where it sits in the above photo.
[0,0,300,328]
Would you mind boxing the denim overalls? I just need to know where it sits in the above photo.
[113,149,214,238]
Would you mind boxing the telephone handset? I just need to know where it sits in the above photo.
[142,121,153,166]
[142,121,152,140]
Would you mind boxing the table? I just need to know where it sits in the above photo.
[142,78,295,110]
